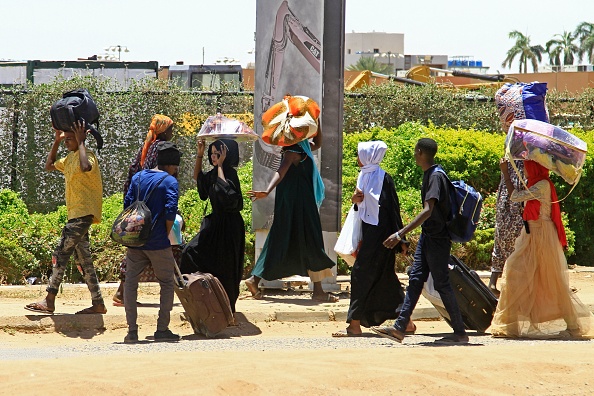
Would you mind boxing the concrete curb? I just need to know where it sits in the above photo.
[0,305,444,333]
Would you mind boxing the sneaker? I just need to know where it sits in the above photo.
[434,333,469,345]
[154,329,181,342]
[124,330,138,344]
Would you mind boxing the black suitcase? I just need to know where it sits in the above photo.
[422,255,498,333]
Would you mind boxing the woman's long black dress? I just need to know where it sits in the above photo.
[347,173,406,327]
[181,167,245,312]
[251,145,335,280]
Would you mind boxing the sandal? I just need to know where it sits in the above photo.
[370,325,405,343]
[245,278,262,299]
[313,293,339,303]
[24,301,54,314]
[332,329,362,338]
[75,306,107,315]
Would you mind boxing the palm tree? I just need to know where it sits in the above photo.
[502,31,545,73]
[347,56,392,74]
[574,21,594,64]
[546,31,579,71]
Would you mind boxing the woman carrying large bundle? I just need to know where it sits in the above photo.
[491,159,593,339]
[246,117,337,302]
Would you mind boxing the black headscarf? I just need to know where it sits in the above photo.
[208,139,239,168]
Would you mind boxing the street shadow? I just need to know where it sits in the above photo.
[369,330,486,347]
[180,312,262,340]
[24,313,106,339]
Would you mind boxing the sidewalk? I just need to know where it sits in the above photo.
[1,270,592,333]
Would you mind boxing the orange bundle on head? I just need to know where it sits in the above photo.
[261,95,320,146]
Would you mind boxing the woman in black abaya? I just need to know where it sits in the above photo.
[333,141,414,337]
[181,139,245,316]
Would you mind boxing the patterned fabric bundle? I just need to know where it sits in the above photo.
[495,82,549,131]
[261,95,320,146]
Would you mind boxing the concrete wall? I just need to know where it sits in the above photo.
[434,71,594,92]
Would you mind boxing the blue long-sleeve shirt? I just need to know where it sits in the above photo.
[124,169,179,250]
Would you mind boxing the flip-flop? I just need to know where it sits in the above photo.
[332,330,362,338]
[24,302,54,314]
[370,326,405,343]
[75,306,107,315]
[313,293,339,303]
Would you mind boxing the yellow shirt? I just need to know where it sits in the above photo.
[54,150,103,223]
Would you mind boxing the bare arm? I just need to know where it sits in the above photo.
[165,219,174,237]
[193,139,206,182]
[248,150,302,200]
[383,198,436,249]
[310,123,322,151]
[216,143,228,181]
[499,158,515,195]
[73,121,92,172]
[45,129,62,171]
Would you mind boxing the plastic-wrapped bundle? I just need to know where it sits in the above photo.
[197,113,259,141]
[505,119,587,184]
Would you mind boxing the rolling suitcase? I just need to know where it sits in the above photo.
[421,255,498,333]
[173,263,234,337]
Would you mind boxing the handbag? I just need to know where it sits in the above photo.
[334,205,363,266]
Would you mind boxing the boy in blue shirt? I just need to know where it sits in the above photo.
[123,142,182,343]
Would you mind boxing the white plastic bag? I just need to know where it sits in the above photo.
[334,205,363,266]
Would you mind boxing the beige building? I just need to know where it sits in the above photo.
[345,31,405,73]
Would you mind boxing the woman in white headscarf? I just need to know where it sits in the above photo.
[333,141,413,337]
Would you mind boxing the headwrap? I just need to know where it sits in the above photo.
[297,140,325,208]
[523,160,567,248]
[208,139,239,168]
[356,141,388,225]
[157,141,182,166]
[140,114,174,167]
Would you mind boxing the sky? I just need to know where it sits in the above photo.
[2,0,593,74]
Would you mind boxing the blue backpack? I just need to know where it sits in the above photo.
[434,167,483,243]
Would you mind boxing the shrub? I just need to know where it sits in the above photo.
[0,237,40,284]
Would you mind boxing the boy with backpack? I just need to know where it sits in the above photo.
[371,138,469,344]
[25,121,106,315]
[123,142,182,343]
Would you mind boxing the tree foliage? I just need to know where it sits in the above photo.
[546,31,579,69]
[502,30,545,73]
[346,56,393,74]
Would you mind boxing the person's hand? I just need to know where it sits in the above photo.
[248,190,269,201]
[53,127,65,142]
[351,188,364,204]
[71,120,88,145]
[196,139,206,157]
[383,232,402,249]
[499,157,510,174]
[218,142,227,165]
[400,243,409,256]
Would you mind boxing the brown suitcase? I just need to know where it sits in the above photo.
[174,264,234,337]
